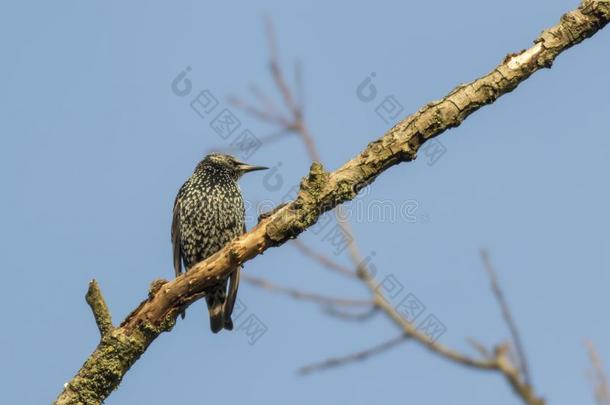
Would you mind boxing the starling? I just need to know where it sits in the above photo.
[171,153,267,333]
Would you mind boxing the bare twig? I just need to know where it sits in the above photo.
[586,340,610,405]
[481,249,532,385]
[248,83,278,119]
[227,95,289,127]
[85,280,113,338]
[265,17,297,115]
[373,292,497,369]
[467,337,493,359]
[294,59,304,113]
[232,19,320,159]
[322,305,379,322]
[292,239,357,278]
[243,274,372,307]
[298,334,409,375]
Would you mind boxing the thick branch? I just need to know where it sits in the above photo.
[55,2,610,403]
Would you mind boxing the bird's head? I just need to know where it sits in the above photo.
[196,153,268,180]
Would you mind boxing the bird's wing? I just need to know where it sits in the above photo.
[171,196,182,278]
[224,223,246,322]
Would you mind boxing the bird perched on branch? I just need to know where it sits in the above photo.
[172,153,267,333]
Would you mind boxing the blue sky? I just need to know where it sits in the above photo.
[1,1,609,404]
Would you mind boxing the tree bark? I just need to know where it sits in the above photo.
[55,1,610,403]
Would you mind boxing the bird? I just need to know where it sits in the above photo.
[171,153,267,333]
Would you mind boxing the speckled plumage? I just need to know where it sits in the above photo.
[172,153,267,333]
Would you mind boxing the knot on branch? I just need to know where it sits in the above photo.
[265,162,331,243]
[226,243,241,266]
[148,279,168,297]
[304,162,330,188]
[297,162,331,206]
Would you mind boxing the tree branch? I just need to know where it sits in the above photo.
[291,240,357,278]
[322,305,379,322]
[298,334,409,375]
[54,2,610,403]
[586,340,610,405]
[481,249,532,386]
[85,280,113,338]
[243,274,372,307]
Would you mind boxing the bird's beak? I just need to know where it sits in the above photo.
[237,163,268,173]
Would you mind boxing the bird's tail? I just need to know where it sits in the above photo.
[205,285,226,333]
[222,267,241,331]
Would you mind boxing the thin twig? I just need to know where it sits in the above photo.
[373,294,497,369]
[243,274,372,307]
[298,334,409,375]
[480,249,532,386]
[85,280,113,338]
[322,305,379,322]
[586,340,610,405]
[265,16,297,114]
[228,95,289,127]
[292,239,357,278]
[294,59,304,114]
[248,83,277,118]
[467,337,493,360]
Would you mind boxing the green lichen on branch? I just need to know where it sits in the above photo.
[266,162,332,242]
[55,329,152,405]
[85,280,113,338]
